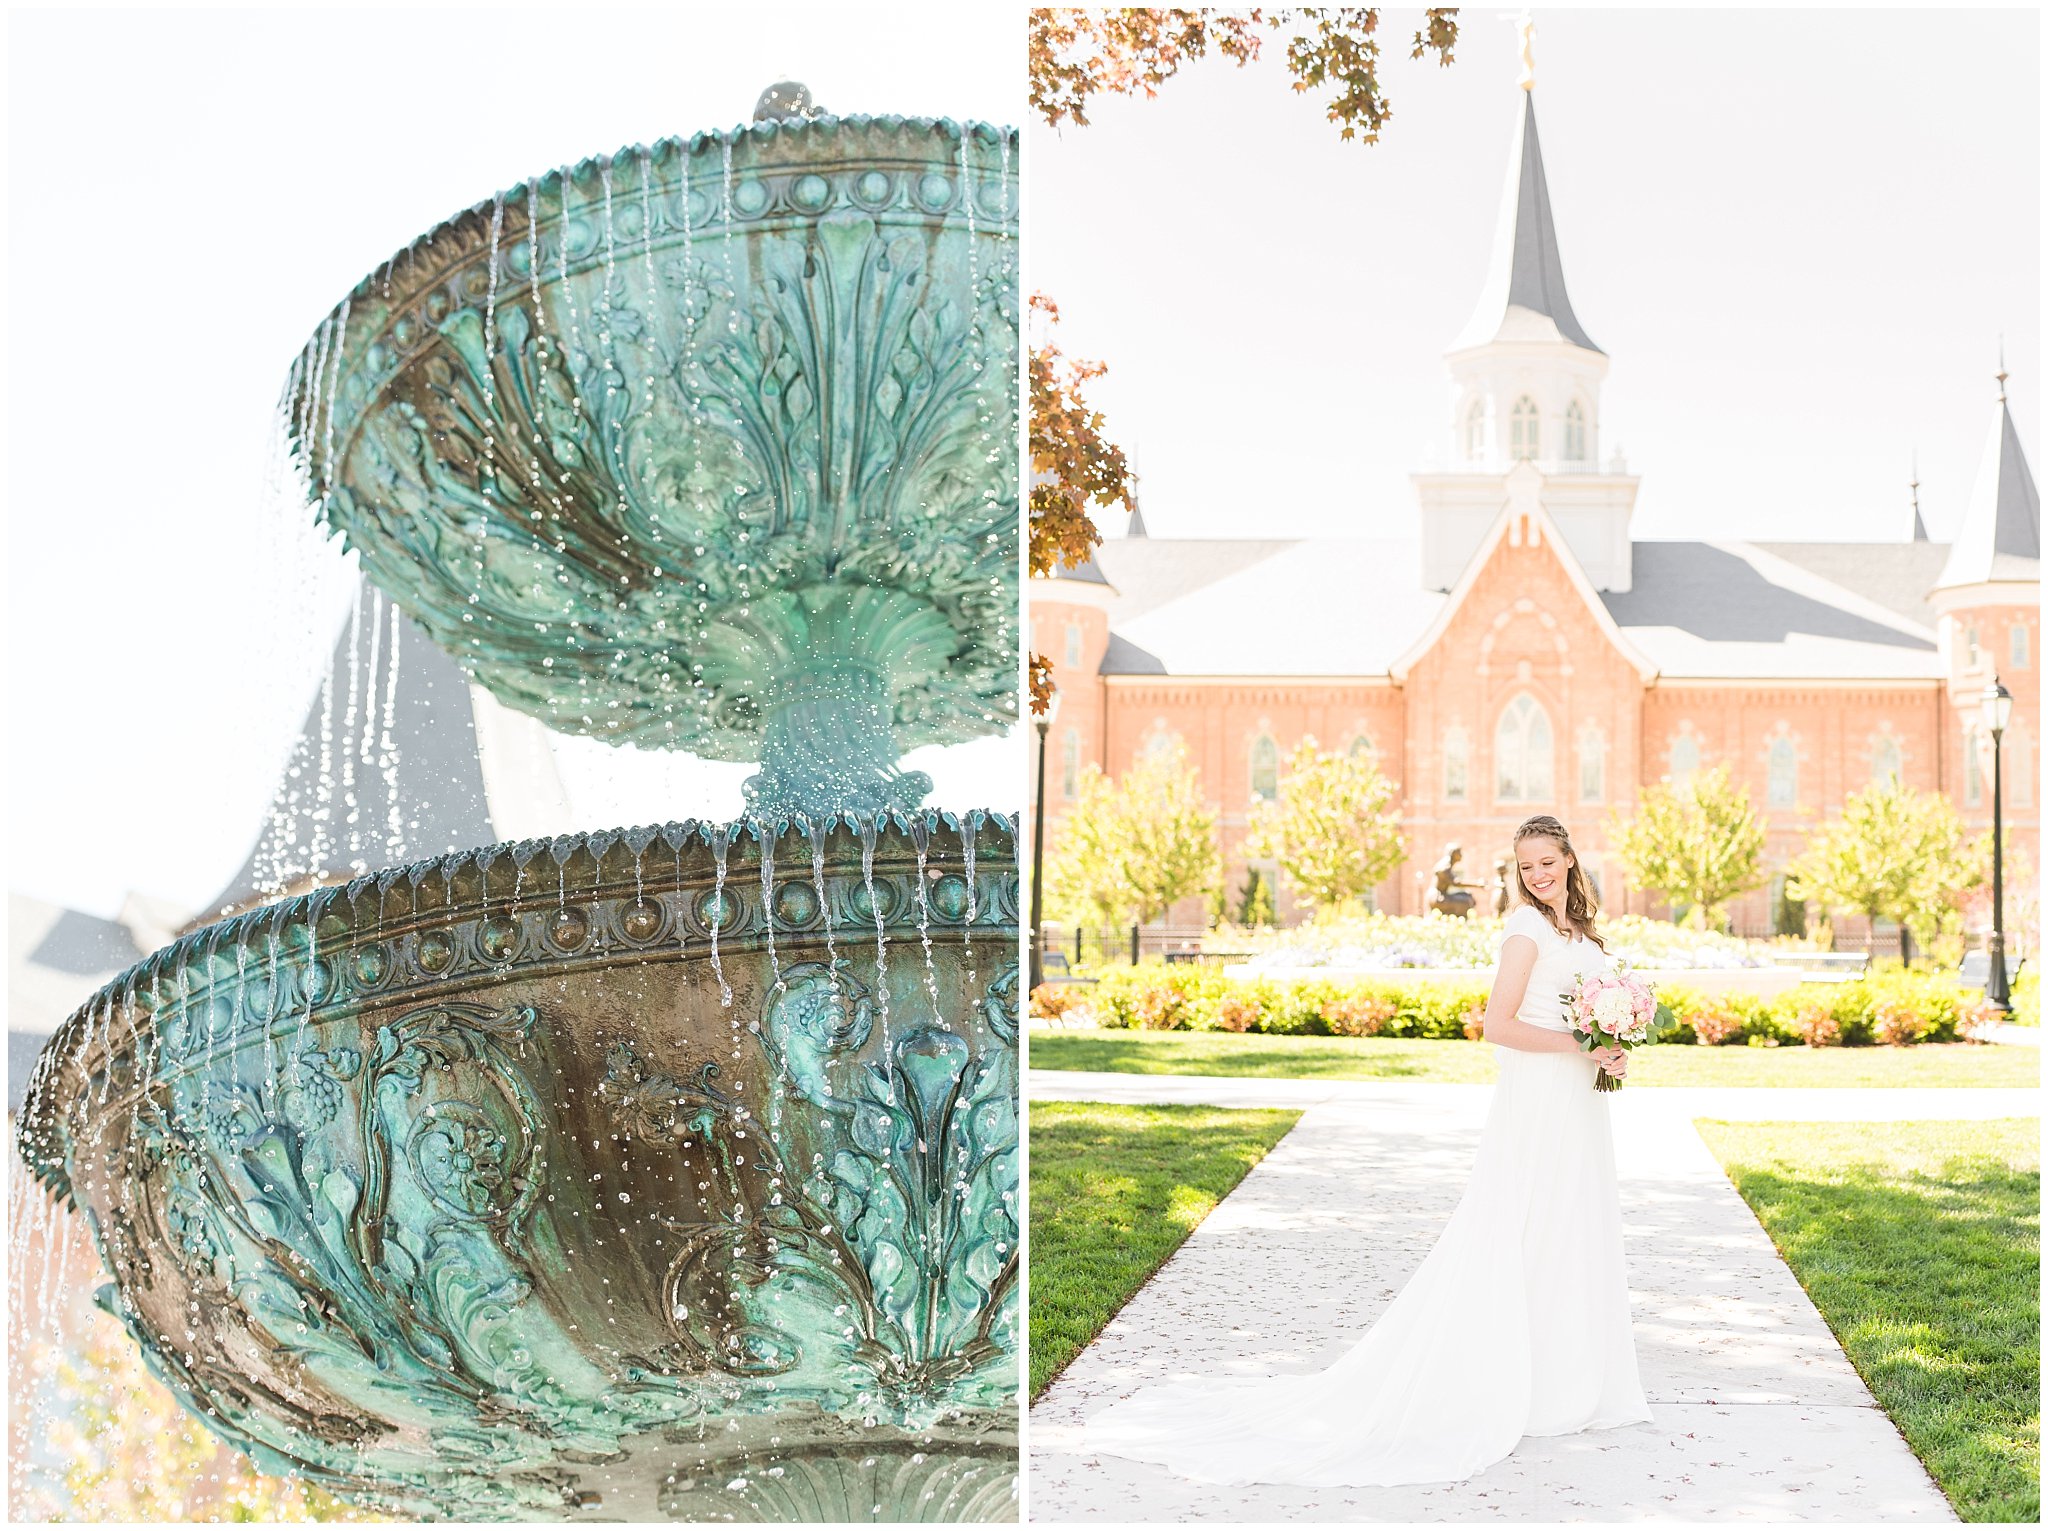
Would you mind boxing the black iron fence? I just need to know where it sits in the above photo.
[1038,918,1965,976]
[1036,925,1238,972]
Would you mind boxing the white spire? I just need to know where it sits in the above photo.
[1451,55,1600,355]
[1937,365,2040,589]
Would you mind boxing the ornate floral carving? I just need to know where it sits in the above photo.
[19,819,1019,1521]
[290,120,1018,818]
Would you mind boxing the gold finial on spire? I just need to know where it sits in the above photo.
[1997,335,2008,401]
[1517,12,1536,91]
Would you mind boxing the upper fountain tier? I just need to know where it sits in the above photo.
[287,109,1018,819]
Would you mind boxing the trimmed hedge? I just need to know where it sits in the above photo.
[1051,961,1998,1047]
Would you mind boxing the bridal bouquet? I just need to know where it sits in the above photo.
[1562,968,1658,1093]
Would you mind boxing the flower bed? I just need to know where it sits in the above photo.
[1238,911,1775,973]
[1045,961,1988,1047]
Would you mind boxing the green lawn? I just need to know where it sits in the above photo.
[1028,1100,1299,1399]
[1030,1027,2043,1087]
[1699,1119,2040,1523]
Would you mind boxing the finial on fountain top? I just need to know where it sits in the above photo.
[1517,14,1536,92]
[754,80,824,121]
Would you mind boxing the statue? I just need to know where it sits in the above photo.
[1492,856,1514,917]
[1430,843,1483,918]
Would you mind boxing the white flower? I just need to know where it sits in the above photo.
[1593,989,1635,1034]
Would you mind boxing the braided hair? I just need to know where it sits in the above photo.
[1511,815,1606,952]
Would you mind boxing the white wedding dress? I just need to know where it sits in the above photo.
[1085,903,1652,1487]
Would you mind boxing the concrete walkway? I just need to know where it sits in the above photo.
[1976,1021,2041,1048]
[1029,1072,2039,1522]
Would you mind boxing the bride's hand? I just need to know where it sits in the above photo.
[1592,1045,1628,1077]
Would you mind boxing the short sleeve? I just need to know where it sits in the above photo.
[1497,903,1551,954]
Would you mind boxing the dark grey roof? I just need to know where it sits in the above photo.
[1050,552,1109,586]
[1605,542,1941,678]
[1127,502,1149,539]
[9,1030,45,1115]
[204,578,501,919]
[1101,632,1167,674]
[26,908,146,977]
[1752,541,1951,629]
[1939,398,2041,588]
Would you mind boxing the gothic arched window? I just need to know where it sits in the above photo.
[1964,724,1984,806]
[1767,735,1799,808]
[1564,400,1587,463]
[1063,619,1084,668]
[1668,732,1700,787]
[1871,732,1902,785]
[1349,731,1376,761]
[1444,727,1470,803]
[1495,693,1553,802]
[2012,622,2032,670]
[2012,727,2035,810]
[1510,396,1540,461]
[1061,728,1081,800]
[1577,722,1607,804]
[1465,399,1486,461]
[1140,724,1182,765]
[1250,733,1280,801]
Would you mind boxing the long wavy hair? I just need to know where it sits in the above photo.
[1511,815,1606,952]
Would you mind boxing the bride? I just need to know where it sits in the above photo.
[1085,814,1653,1487]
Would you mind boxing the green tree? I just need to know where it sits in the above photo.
[1608,766,1768,931]
[1046,740,1222,926]
[1243,736,1404,917]
[1028,8,1460,143]
[1235,867,1277,928]
[1787,779,1982,964]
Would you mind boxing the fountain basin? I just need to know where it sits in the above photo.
[17,814,1019,1521]
[288,115,1018,817]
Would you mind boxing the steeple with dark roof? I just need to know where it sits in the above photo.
[1911,453,1930,542]
[1937,364,2041,590]
[1451,32,1600,356]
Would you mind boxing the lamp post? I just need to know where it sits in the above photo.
[1981,676,2014,1013]
[1029,687,1061,992]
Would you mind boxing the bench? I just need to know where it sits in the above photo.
[1958,950,2027,993]
[1766,951,1871,983]
[1038,950,1098,987]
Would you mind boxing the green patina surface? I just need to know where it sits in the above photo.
[289,115,1018,819]
[23,818,1021,1520]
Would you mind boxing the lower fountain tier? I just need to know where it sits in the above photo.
[16,814,1019,1522]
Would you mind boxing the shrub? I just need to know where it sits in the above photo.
[2012,969,2039,1027]
[1872,995,1928,1047]
[1325,994,1397,1038]
[1688,997,1746,1046]
[1216,991,1262,1033]
[1074,962,1980,1048]
[1791,1001,1842,1048]
[1031,983,1085,1021]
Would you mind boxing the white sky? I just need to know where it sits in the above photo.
[1030,5,2041,543]
[5,4,1021,919]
